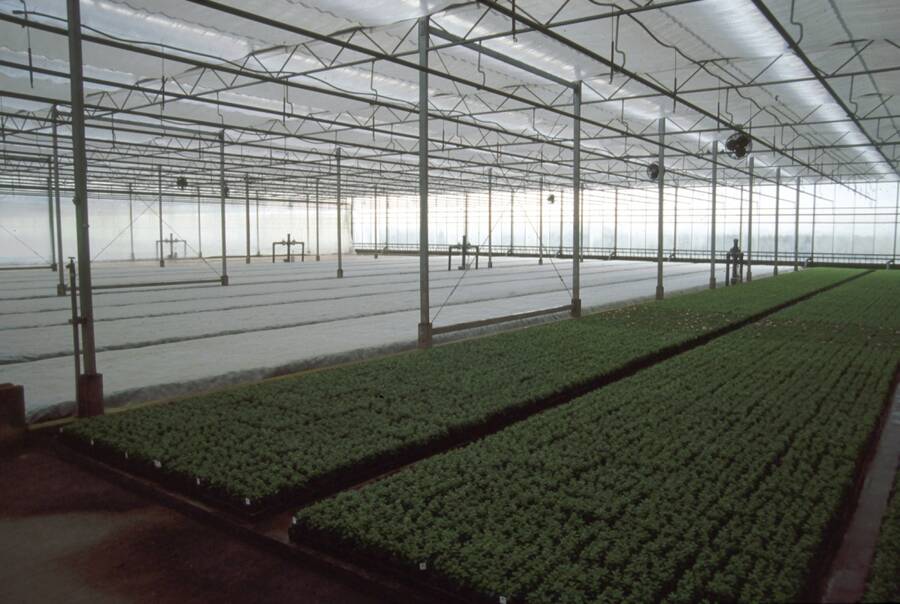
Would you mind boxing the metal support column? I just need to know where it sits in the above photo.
[417,17,432,348]
[773,167,780,276]
[52,105,65,295]
[336,149,343,278]
[509,191,514,253]
[747,157,754,282]
[559,189,564,255]
[46,163,57,271]
[196,186,202,258]
[613,187,618,257]
[244,175,251,264]
[219,130,229,286]
[157,166,165,267]
[385,192,390,250]
[255,192,260,256]
[538,177,544,265]
[487,169,493,268]
[673,186,678,258]
[893,181,899,264]
[710,142,718,289]
[794,178,800,271]
[373,185,378,259]
[463,192,468,243]
[811,183,817,261]
[128,183,134,261]
[572,81,582,316]
[67,0,103,415]
[655,117,665,300]
[315,178,321,261]
[739,185,744,248]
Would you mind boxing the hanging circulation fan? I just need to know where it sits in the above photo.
[646,162,660,181]
[176,176,188,190]
[547,193,556,204]
[725,132,752,160]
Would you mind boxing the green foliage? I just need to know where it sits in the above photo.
[66,268,859,507]
[864,472,900,602]
[293,270,900,603]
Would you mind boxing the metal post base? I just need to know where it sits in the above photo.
[50,263,57,272]
[316,255,321,261]
[571,298,582,318]
[159,260,165,268]
[538,258,543,265]
[245,257,251,264]
[57,284,67,297]
[709,277,717,290]
[773,265,779,276]
[488,260,493,268]
[77,373,104,417]
[655,285,665,300]
[418,322,433,349]
[336,268,344,278]
[220,275,229,286]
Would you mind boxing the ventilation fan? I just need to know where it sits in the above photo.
[176,176,188,190]
[646,162,660,181]
[547,193,555,204]
[222,183,230,198]
[725,132,752,160]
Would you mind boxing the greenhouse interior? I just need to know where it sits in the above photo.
[0,0,898,602]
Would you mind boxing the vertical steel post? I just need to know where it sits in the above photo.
[613,187,618,256]
[128,183,134,261]
[373,185,378,259]
[315,178,321,261]
[739,185,744,248]
[673,185,678,258]
[892,181,899,264]
[255,191,260,256]
[463,192,468,243]
[385,191,390,250]
[538,177,544,265]
[774,166,780,275]
[52,105,66,294]
[655,117,665,300]
[417,17,432,347]
[66,0,102,414]
[47,163,57,271]
[810,182,817,261]
[157,166,165,267]
[196,186,202,258]
[559,189,564,255]
[747,157,754,282]
[219,130,229,285]
[244,175,251,264]
[510,191,514,253]
[487,169,493,268]
[572,81,582,316]
[580,182,585,263]
[710,142,718,289]
[336,149,344,278]
[794,178,800,271]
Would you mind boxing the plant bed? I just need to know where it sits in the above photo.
[62,269,862,518]
[292,271,900,603]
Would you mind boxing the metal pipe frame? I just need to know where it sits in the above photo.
[66,0,102,416]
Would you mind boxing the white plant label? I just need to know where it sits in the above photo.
[244,497,251,506]
[419,562,427,571]
[153,460,162,469]
[499,597,508,604]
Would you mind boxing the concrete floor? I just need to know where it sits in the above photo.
[0,254,774,420]
[0,445,379,604]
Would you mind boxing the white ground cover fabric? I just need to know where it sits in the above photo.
[0,255,773,420]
